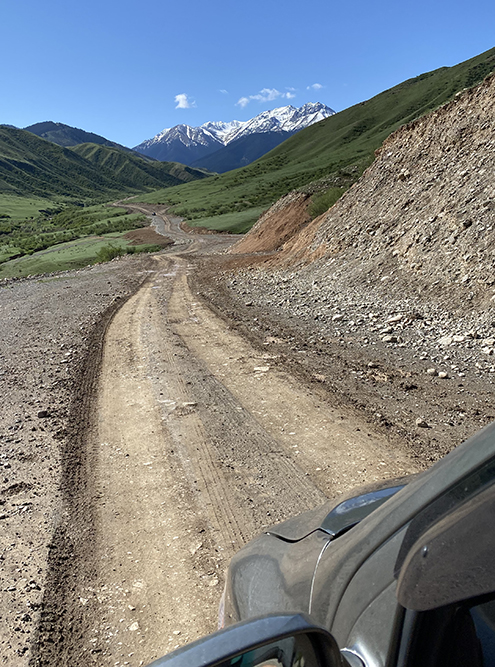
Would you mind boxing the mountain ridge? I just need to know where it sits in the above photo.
[0,126,207,203]
[24,121,133,152]
[133,102,335,171]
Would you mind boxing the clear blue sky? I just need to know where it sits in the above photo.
[2,0,494,148]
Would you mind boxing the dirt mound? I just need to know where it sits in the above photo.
[229,192,311,254]
[234,74,495,312]
[123,227,173,246]
[280,74,495,307]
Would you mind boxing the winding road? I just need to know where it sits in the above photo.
[39,208,416,666]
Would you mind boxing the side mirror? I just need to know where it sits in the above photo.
[397,483,495,611]
[147,613,347,667]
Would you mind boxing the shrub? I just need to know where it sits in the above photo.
[309,187,347,219]
[96,244,126,262]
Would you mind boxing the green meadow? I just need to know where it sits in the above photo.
[184,207,266,234]
[0,232,161,279]
[0,202,161,278]
[0,194,57,222]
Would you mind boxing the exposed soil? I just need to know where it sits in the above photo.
[0,255,156,664]
[123,228,173,247]
[229,192,311,253]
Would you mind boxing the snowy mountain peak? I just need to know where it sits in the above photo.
[136,102,334,151]
[200,120,244,143]
[133,102,335,168]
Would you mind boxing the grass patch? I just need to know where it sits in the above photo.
[309,187,348,219]
[184,207,265,233]
[0,245,22,263]
[0,194,58,222]
[0,231,162,279]
[0,202,147,260]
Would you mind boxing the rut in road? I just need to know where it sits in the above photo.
[36,252,415,667]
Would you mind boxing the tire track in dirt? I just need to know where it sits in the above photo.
[33,246,417,667]
[42,253,324,667]
[144,266,250,550]
[168,257,416,499]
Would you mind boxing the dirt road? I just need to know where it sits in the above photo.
[30,207,415,667]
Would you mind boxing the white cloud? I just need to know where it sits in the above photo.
[307,83,323,91]
[175,93,196,109]
[219,89,229,95]
[236,87,296,107]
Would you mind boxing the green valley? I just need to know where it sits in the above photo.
[0,126,208,275]
[0,126,207,208]
[1,45,494,275]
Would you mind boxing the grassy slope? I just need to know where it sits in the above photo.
[0,127,208,210]
[0,231,156,278]
[0,194,55,222]
[71,143,206,189]
[0,126,125,200]
[1,203,142,253]
[24,120,130,150]
[136,46,495,230]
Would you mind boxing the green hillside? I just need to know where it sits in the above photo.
[71,143,204,190]
[0,126,207,208]
[24,120,130,151]
[136,46,495,230]
[0,126,123,200]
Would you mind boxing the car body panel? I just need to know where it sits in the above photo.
[309,422,495,631]
[267,480,410,543]
[223,484,409,627]
[397,480,495,610]
[223,530,330,626]
[224,422,495,665]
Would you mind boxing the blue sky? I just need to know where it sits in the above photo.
[2,0,494,148]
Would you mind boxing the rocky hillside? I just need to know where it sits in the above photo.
[234,73,495,312]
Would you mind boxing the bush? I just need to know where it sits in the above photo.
[309,187,347,219]
[96,244,127,262]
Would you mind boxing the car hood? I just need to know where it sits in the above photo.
[266,476,415,542]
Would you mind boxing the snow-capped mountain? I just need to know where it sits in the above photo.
[133,102,335,171]
[200,120,244,143]
[224,102,334,143]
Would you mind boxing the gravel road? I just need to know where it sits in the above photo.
[3,204,485,666]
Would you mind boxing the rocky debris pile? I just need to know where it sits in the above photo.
[226,267,495,379]
[277,74,495,312]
